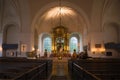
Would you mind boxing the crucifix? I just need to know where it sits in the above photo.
[22,44,26,52]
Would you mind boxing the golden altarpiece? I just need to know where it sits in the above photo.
[51,26,69,54]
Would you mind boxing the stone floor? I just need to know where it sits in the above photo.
[49,58,71,80]
[50,75,67,80]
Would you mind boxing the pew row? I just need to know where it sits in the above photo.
[68,58,120,80]
[0,57,52,80]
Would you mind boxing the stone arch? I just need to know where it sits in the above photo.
[2,24,19,57]
[2,24,19,44]
[102,0,120,31]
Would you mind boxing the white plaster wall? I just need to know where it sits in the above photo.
[90,32,104,48]
[17,0,33,55]
[3,0,20,28]
[19,32,33,52]
[38,34,44,57]
[90,0,104,32]
[6,26,19,44]
[88,31,119,58]
[19,0,31,33]
[104,25,118,43]
[103,0,120,25]
[102,0,120,43]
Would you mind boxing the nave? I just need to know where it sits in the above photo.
[0,0,120,79]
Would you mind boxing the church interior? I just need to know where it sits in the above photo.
[0,0,120,80]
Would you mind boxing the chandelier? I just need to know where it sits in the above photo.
[58,0,62,26]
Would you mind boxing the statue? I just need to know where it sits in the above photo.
[58,47,63,60]
[44,49,47,57]
[72,49,77,59]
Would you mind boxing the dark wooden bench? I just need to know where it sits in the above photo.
[0,57,53,80]
[68,58,120,80]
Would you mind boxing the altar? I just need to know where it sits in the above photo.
[51,26,69,54]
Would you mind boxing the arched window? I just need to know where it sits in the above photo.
[70,37,78,53]
[43,37,51,52]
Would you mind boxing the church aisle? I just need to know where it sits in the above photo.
[49,58,72,80]
[50,75,67,80]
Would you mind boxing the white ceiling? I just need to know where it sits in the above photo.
[34,6,88,34]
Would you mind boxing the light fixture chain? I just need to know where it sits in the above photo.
[59,0,62,26]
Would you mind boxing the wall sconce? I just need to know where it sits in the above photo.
[91,48,106,54]
[0,46,2,57]
[91,48,96,54]
[91,43,106,54]
[100,48,106,54]
[0,46,2,51]
[32,47,35,51]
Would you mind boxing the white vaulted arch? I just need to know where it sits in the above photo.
[32,1,89,33]
[31,1,90,50]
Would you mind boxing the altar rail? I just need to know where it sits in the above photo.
[68,58,120,80]
[0,57,52,80]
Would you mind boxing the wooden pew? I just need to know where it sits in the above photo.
[0,57,53,80]
[68,58,120,80]
[0,63,46,80]
[72,63,100,80]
